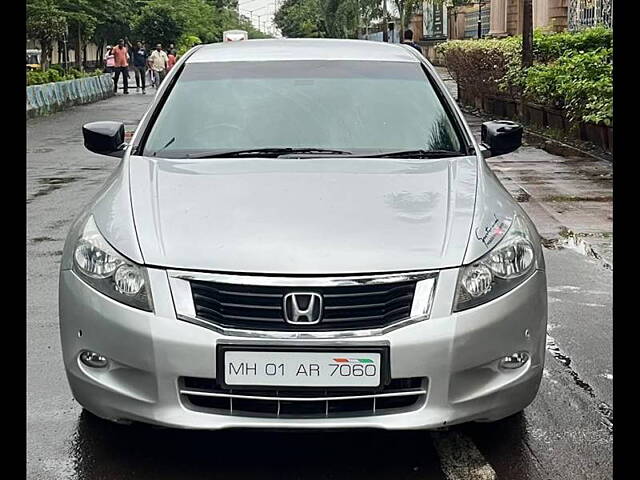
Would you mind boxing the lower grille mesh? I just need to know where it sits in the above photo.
[179,377,427,418]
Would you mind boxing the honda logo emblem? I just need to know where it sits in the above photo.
[283,292,323,324]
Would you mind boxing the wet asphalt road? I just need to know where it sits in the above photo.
[27,90,612,479]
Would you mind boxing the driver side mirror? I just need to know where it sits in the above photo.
[481,120,523,158]
[82,121,127,158]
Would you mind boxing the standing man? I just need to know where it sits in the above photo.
[401,29,423,54]
[147,43,169,88]
[132,41,148,94]
[111,39,129,94]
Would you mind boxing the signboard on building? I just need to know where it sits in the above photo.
[423,0,448,39]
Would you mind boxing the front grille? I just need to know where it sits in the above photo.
[189,280,416,331]
[179,377,427,418]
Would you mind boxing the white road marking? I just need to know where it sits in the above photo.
[431,431,497,480]
[548,285,581,292]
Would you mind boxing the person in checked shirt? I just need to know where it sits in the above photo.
[147,44,169,89]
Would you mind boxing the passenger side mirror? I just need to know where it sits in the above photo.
[82,121,127,158]
[481,120,523,158]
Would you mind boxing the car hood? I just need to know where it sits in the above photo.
[129,156,478,274]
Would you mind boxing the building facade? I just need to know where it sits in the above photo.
[488,0,569,36]
[27,39,102,68]
[487,0,611,37]
[447,2,494,40]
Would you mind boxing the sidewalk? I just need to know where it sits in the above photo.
[435,67,613,267]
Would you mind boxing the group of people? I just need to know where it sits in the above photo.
[104,39,177,95]
[101,31,418,95]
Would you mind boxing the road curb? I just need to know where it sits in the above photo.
[27,74,115,119]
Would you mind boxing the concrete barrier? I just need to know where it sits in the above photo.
[26,74,114,119]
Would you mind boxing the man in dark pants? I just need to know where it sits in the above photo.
[132,41,148,94]
[401,29,423,54]
[111,39,129,94]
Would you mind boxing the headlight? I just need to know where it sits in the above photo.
[72,216,153,311]
[454,215,537,312]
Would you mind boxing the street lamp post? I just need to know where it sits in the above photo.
[477,1,483,39]
[63,24,69,74]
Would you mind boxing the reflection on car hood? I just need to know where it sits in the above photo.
[129,156,477,274]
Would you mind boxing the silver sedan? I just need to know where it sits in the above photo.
[59,39,547,430]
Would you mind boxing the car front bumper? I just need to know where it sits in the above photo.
[59,266,547,430]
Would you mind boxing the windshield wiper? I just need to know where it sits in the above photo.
[186,147,353,159]
[362,149,463,159]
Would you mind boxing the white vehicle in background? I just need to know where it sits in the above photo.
[223,30,248,42]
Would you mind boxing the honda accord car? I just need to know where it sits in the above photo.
[59,39,547,430]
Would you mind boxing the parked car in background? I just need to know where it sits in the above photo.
[60,39,547,431]
[223,29,248,42]
[26,49,41,71]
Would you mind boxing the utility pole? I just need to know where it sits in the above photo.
[383,0,388,42]
[400,1,405,41]
[522,0,533,67]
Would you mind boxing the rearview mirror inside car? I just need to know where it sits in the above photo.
[82,121,127,158]
[481,120,523,158]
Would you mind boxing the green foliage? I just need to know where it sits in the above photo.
[532,26,612,63]
[525,48,612,125]
[91,1,133,48]
[436,27,613,125]
[49,63,65,75]
[133,4,185,47]
[436,36,522,100]
[176,34,202,56]
[324,0,360,38]
[131,0,270,47]
[275,0,382,39]
[29,0,273,72]
[26,67,103,86]
[27,0,68,68]
[274,0,324,38]
[393,0,422,32]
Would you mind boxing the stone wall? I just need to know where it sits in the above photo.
[26,74,114,119]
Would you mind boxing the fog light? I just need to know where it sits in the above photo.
[80,351,109,368]
[498,352,529,370]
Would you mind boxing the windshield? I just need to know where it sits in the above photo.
[142,60,463,158]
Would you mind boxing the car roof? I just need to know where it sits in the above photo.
[186,39,420,64]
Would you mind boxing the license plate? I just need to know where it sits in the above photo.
[222,350,382,387]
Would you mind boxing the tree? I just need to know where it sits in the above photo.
[393,0,422,36]
[333,0,359,38]
[27,0,68,69]
[274,0,324,38]
[360,0,382,39]
[90,0,133,65]
[132,4,185,47]
[56,0,100,69]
